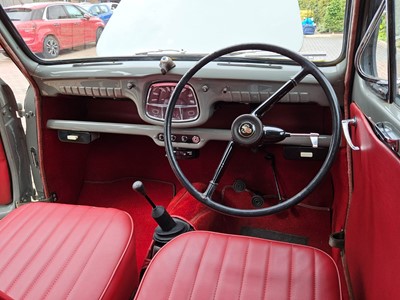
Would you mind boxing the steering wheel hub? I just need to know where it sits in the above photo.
[232,114,263,146]
[239,122,255,137]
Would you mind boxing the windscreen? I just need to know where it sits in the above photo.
[97,0,304,56]
[0,0,346,63]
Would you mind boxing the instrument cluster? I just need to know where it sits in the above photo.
[145,82,199,122]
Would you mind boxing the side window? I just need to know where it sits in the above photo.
[64,5,85,19]
[374,14,388,80]
[47,6,68,20]
[99,5,108,13]
[92,6,101,15]
[31,8,45,21]
[357,0,400,105]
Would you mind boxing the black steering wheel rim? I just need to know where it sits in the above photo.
[164,43,341,217]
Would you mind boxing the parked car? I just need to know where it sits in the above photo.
[79,3,113,25]
[103,2,119,11]
[0,0,399,299]
[4,2,104,58]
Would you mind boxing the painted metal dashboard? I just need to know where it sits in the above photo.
[38,59,345,149]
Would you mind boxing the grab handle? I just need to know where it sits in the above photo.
[342,118,360,151]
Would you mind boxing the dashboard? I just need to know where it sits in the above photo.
[38,59,344,150]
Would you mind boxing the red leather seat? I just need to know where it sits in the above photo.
[0,203,138,300]
[135,231,341,300]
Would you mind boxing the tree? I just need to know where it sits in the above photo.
[321,0,345,33]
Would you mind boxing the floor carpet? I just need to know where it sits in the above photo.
[77,177,175,271]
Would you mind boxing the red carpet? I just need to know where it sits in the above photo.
[220,186,332,253]
[77,177,333,271]
[77,177,174,271]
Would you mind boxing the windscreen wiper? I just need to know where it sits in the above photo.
[134,49,187,55]
[228,50,327,60]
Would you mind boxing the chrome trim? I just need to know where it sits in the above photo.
[342,118,360,151]
[375,122,400,155]
[145,82,199,123]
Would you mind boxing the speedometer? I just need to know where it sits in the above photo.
[146,82,199,122]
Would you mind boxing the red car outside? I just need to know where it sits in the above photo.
[4,2,104,58]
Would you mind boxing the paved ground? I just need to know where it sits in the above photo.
[301,34,343,61]
[0,33,365,106]
[0,53,29,104]
[0,46,97,104]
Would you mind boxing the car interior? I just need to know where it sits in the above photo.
[0,0,399,299]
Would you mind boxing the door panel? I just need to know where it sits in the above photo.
[72,20,84,47]
[0,139,11,205]
[345,103,400,299]
[0,79,33,216]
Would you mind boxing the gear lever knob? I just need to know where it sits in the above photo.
[132,181,176,231]
[132,181,156,208]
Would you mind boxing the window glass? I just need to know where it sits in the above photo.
[375,14,389,80]
[64,5,85,19]
[90,6,101,15]
[47,6,68,20]
[1,0,346,62]
[365,2,400,105]
[32,8,45,21]
[5,8,33,21]
[99,5,108,13]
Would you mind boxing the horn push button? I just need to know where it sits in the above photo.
[231,114,264,146]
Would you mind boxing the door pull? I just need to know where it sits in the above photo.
[342,118,360,151]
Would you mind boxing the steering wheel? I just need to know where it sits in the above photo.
[164,43,341,217]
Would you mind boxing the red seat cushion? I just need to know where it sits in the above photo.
[0,203,138,300]
[135,231,341,300]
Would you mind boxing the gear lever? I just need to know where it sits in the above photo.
[132,181,191,247]
[132,181,177,231]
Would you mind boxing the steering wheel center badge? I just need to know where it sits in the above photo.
[239,122,255,138]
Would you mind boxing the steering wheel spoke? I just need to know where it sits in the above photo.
[204,141,235,198]
[252,68,309,118]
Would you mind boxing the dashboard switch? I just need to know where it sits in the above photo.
[192,135,200,144]
[157,133,201,144]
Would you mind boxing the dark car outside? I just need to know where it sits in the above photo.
[79,3,113,25]
[4,2,104,58]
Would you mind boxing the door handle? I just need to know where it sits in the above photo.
[342,118,360,151]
